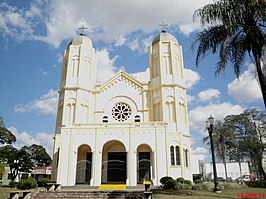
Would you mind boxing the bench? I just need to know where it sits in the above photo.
[46,183,61,191]
[8,190,31,199]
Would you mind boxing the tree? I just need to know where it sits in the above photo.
[223,114,247,183]
[193,0,266,108]
[0,162,4,179]
[22,144,52,166]
[224,109,266,180]
[203,121,233,179]
[0,145,51,181]
[0,117,16,144]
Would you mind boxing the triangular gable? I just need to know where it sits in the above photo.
[98,70,144,93]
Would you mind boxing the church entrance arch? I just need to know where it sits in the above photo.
[76,144,92,184]
[101,140,127,184]
[137,144,152,184]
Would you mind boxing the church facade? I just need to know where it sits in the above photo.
[51,30,191,186]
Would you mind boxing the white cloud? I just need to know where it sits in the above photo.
[188,102,244,133]
[1,0,212,48]
[38,67,48,76]
[198,88,220,102]
[115,36,126,47]
[8,127,54,156]
[0,2,45,42]
[191,147,208,156]
[95,48,119,83]
[14,89,58,115]
[228,65,263,102]
[187,94,196,104]
[184,68,201,89]
[131,68,150,83]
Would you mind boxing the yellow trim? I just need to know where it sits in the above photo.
[98,184,126,190]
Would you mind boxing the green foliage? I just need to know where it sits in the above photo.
[224,109,266,180]
[0,117,16,144]
[192,0,266,107]
[160,177,196,190]
[164,179,178,189]
[176,177,185,183]
[176,182,192,190]
[22,144,52,166]
[160,176,173,185]
[17,178,37,190]
[37,178,50,187]
[219,182,240,190]
[245,181,266,188]
[0,163,4,178]
[9,180,17,188]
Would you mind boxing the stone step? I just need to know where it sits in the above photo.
[33,190,148,199]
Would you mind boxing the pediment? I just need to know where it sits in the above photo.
[98,71,143,93]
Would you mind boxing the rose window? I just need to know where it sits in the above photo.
[112,102,132,122]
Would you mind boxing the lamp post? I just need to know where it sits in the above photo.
[206,115,221,192]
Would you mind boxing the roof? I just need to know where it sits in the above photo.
[152,30,178,45]
[68,35,92,47]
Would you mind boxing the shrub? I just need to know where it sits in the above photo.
[9,180,17,188]
[194,179,202,184]
[201,182,213,191]
[17,178,37,190]
[164,179,178,189]
[219,182,240,190]
[17,180,26,190]
[184,180,192,185]
[177,182,192,190]
[176,177,185,184]
[160,176,173,186]
[246,181,266,188]
[38,178,50,187]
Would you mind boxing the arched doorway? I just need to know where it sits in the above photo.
[76,145,92,184]
[137,144,152,184]
[101,140,127,184]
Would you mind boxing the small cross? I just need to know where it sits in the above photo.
[79,25,88,36]
[159,22,168,31]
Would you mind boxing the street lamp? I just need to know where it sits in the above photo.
[206,115,221,192]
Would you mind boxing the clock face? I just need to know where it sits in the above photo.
[112,102,132,122]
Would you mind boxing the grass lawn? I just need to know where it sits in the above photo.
[0,187,38,199]
[153,185,266,199]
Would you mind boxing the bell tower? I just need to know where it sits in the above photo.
[149,29,189,133]
[55,31,97,132]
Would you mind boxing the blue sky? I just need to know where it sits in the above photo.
[0,0,264,157]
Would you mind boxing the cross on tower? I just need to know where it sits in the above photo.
[159,22,168,32]
[79,25,88,36]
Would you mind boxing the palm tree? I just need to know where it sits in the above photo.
[203,121,233,180]
[193,0,266,108]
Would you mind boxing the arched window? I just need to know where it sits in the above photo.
[184,149,189,167]
[170,145,181,166]
[175,146,180,165]
[134,115,140,122]
[170,146,175,165]
[103,116,108,123]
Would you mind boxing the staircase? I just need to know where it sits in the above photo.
[32,184,152,199]
[33,190,147,199]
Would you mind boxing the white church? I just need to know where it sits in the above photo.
[51,29,192,187]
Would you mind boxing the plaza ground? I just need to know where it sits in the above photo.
[0,185,265,199]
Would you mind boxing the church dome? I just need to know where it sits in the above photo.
[69,35,93,47]
[152,30,178,46]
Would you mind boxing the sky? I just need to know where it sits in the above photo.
[0,0,264,159]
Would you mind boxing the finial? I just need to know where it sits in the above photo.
[79,25,88,36]
[159,22,168,32]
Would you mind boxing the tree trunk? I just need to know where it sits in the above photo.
[257,156,266,180]
[238,160,243,184]
[254,54,266,109]
[223,157,228,180]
